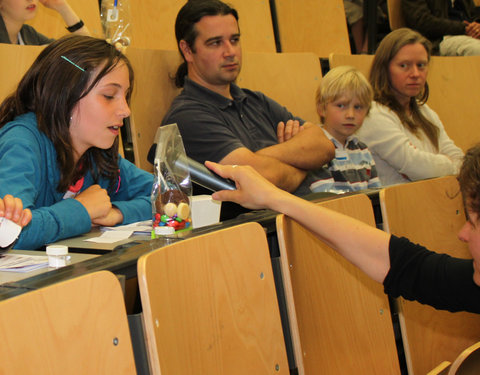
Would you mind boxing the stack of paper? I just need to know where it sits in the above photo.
[0,254,49,273]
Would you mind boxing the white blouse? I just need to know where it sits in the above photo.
[356,101,464,186]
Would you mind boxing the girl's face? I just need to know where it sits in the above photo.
[0,0,38,22]
[388,42,429,107]
[69,62,131,162]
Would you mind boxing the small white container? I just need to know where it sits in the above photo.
[46,245,68,268]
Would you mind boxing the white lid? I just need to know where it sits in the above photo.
[154,226,175,235]
[46,245,68,256]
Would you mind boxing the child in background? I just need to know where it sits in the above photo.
[309,65,381,193]
[0,0,89,45]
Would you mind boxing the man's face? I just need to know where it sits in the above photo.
[181,14,241,94]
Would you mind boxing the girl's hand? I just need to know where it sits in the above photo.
[0,195,32,227]
[91,207,124,227]
[74,185,112,221]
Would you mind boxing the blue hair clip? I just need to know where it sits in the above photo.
[61,55,85,72]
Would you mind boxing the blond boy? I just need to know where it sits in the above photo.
[310,66,381,193]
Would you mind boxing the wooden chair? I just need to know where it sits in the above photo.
[427,361,452,375]
[0,271,136,374]
[137,222,289,375]
[237,51,322,123]
[0,44,44,102]
[129,0,275,52]
[380,176,480,375]
[425,56,480,152]
[25,0,103,39]
[328,52,374,81]
[126,47,181,172]
[386,0,406,30]
[274,0,351,57]
[277,194,401,374]
[449,341,480,375]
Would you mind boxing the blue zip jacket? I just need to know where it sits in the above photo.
[0,112,153,249]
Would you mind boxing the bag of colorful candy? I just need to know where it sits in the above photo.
[150,124,192,237]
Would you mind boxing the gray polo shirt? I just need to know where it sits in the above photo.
[162,77,314,195]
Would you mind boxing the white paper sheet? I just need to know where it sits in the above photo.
[100,220,152,234]
[84,230,134,244]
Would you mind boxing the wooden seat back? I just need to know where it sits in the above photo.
[274,0,351,56]
[380,176,480,375]
[0,271,136,374]
[277,194,401,374]
[137,222,289,374]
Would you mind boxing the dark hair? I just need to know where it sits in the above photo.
[174,0,238,87]
[370,28,440,150]
[458,144,480,217]
[0,34,134,192]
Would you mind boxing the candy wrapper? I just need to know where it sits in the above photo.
[151,124,192,237]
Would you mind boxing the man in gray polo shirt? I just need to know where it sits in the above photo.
[161,0,334,196]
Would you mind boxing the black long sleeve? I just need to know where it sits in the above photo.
[383,235,480,313]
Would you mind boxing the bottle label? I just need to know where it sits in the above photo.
[107,8,119,22]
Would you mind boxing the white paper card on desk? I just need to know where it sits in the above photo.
[191,195,221,228]
[101,220,152,234]
[84,230,134,243]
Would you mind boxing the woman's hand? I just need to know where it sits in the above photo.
[0,195,32,227]
[206,161,288,210]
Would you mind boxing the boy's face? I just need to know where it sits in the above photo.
[318,95,368,145]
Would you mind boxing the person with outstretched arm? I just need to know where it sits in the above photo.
[206,145,480,314]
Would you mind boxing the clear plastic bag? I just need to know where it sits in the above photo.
[100,0,132,50]
[151,124,193,237]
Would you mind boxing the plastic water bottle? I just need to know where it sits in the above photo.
[100,0,132,50]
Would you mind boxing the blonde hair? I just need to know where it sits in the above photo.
[315,66,373,122]
[369,28,439,150]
